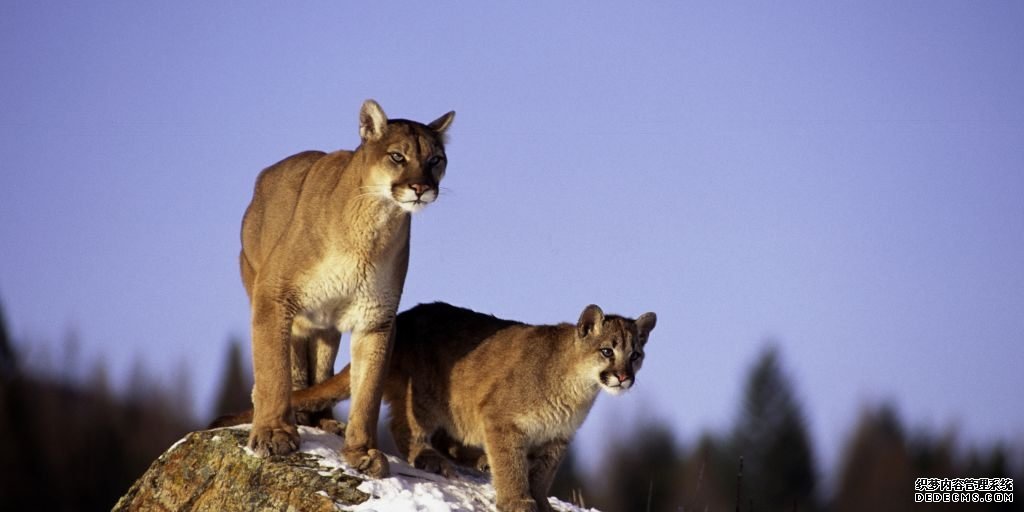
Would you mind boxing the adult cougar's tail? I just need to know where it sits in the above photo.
[292,364,352,412]
[207,365,353,429]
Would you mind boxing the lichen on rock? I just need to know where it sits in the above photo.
[113,427,368,512]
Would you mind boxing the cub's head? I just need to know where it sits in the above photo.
[576,305,657,395]
[356,99,455,213]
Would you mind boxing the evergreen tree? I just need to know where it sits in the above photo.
[676,433,734,511]
[832,404,914,512]
[213,337,253,417]
[0,298,17,378]
[169,359,194,419]
[965,443,1012,481]
[731,344,817,511]
[597,421,683,512]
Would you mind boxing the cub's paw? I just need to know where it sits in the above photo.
[294,411,313,426]
[248,424,299,457]
[413,449,455,478]
[497,498,538,512]
[316,418,347,436]
[344,447,390,478]
[475,454,491,473]
[534,498,555,512]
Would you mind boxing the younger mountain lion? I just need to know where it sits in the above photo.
[239,100,454,477]
[216,302,656,512]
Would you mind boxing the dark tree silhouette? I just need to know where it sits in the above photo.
[0,296,198,510]
[833,404,916,512]
[676,433,734,511]
[596,421,684,512]
[0,298,16,379]
[212,337,253,417]
[731,344,817,511]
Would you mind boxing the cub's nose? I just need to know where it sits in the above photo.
[617,371,630,383]
[409,183,432,196]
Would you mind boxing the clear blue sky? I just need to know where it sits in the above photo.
[2,1,1022,478]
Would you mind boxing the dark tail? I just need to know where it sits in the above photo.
[207,365,353,429]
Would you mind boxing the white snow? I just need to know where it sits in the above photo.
[286,426,597,512]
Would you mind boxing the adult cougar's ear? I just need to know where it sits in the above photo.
[635,312,657,346]
[359,99,388,142]
[577,304,605,339]
[428,110,455,135]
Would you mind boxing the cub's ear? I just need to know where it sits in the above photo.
[359,99,388,142]
[635,312,657,346]
[428,110,456,135]
[577,304,605,338]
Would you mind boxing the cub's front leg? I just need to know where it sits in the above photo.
[528,439,569,512]
[484,425,536,512]
[342,323,395,478]
[248,293,299,456]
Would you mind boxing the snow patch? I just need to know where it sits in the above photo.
[286,426,596,512]
[184,425,597,511]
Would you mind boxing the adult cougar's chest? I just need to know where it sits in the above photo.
[292,245,404,335]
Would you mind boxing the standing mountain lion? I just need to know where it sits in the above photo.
[215,302,657,512]
[239,99,454,477]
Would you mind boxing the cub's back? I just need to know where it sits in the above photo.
[389,304,521,383]
[393,302,522,360]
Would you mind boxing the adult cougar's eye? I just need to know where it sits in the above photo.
[600,348,614,358]
[629,351,641,361]
[428,155,443,167]
[389,152,405,163]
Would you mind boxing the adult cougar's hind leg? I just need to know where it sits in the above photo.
[309,330,344,434]
[290,335,313,425]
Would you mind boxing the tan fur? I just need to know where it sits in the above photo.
[239,99,454,477]
[214,302,656,512]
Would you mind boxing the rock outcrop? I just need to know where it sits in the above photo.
[113,427,367,511]
[115,425,591,511]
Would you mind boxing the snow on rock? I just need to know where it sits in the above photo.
[116,424,596,512]
[293,426,595,512]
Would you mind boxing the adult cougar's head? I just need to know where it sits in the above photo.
[576,305,657,395]
[356,99,455,213]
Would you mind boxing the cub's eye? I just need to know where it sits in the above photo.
[389,152,405,164]
[629,351,642,361]
[599,348,614,358]
[427,155,443,167]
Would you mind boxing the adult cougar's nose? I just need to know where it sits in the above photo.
[617,371,630,383]
[409,183,431,196]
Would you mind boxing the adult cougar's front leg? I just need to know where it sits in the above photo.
[343,322,394,477]
[248,293,299,456]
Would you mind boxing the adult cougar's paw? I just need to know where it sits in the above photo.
[248,423,299,457]
[344,447,390,478]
